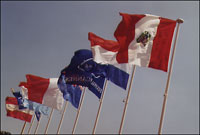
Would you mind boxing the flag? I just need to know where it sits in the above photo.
[89,13,177,72]
[12,91,50,121]
[19,74,64,111]
[60,49,130,99]
[60,49,106,99]
[57,74,83,109]
[5,97,34,122]
[107,64,130,90]
[12,91,27,110]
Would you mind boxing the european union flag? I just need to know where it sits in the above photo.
[60,49,129,99]
[57,74,82,109]
[60,49,106,98]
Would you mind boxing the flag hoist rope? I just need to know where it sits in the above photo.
[92,79,108,134]
[56,101,68,134]
[158,18,184,134]
[27,115,36,134]
[72,87,86,134]
[118,65,136,134]
[44,108,54,134]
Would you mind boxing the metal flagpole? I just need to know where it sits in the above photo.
[158,18,184,134]
[92,79,108,134]
[56,101,68,134]
[72,87,86,134]
[20,122,27,134]
[118,65,136,134]
[27,115,36,134]
[44,108,54,134]
[34,115,42,134]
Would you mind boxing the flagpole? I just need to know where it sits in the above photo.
[27,115,36,134]
[72,87,86,134]
[34,115,41,134]
[118,65,136,134]
[44,108,54,134]
[56,101,68,134]
[92,79,108,134]
[158,18,184,134]
[20,121,27,134]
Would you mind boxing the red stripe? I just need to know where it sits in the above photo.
[20,74,49,104]
[6,97,18,105]
[88,32,119,52]
[19,82,28,88]
[6,110,32,122]
[6,97,33,122]
[114,13,145,63]
[149,18,176,72]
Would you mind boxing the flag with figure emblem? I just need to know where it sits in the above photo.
[89,13,177,72]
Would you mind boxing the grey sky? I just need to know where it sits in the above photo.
[1,1,199,134]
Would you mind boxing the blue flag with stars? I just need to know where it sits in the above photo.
[57,74,82,109]
[60,49,129,99]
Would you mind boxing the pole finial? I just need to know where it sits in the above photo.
[176,18,184,23]
[10,88,14,93]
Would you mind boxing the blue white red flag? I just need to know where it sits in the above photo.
[18,74,64,111]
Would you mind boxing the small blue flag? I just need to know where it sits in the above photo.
[57,74,82,109]
[35,111,41,121]
[12,91,27,109]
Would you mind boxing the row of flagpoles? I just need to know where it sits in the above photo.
[6,13,183,134]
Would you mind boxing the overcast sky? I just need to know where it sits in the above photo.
[1,1,199,134]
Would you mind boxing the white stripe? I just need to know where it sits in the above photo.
[128,15,160,67]
[91,46,118,64]
[42,78,64,110]
[6,104,34,115]
[20,86,29,99]
[91,46,133,74]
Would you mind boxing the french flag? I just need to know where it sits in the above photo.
[89,13,177,72]
[19,74,64,111]
[6,97,34,122]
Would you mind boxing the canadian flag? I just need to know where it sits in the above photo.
[89,13,177,72]
[19,74,64,111]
